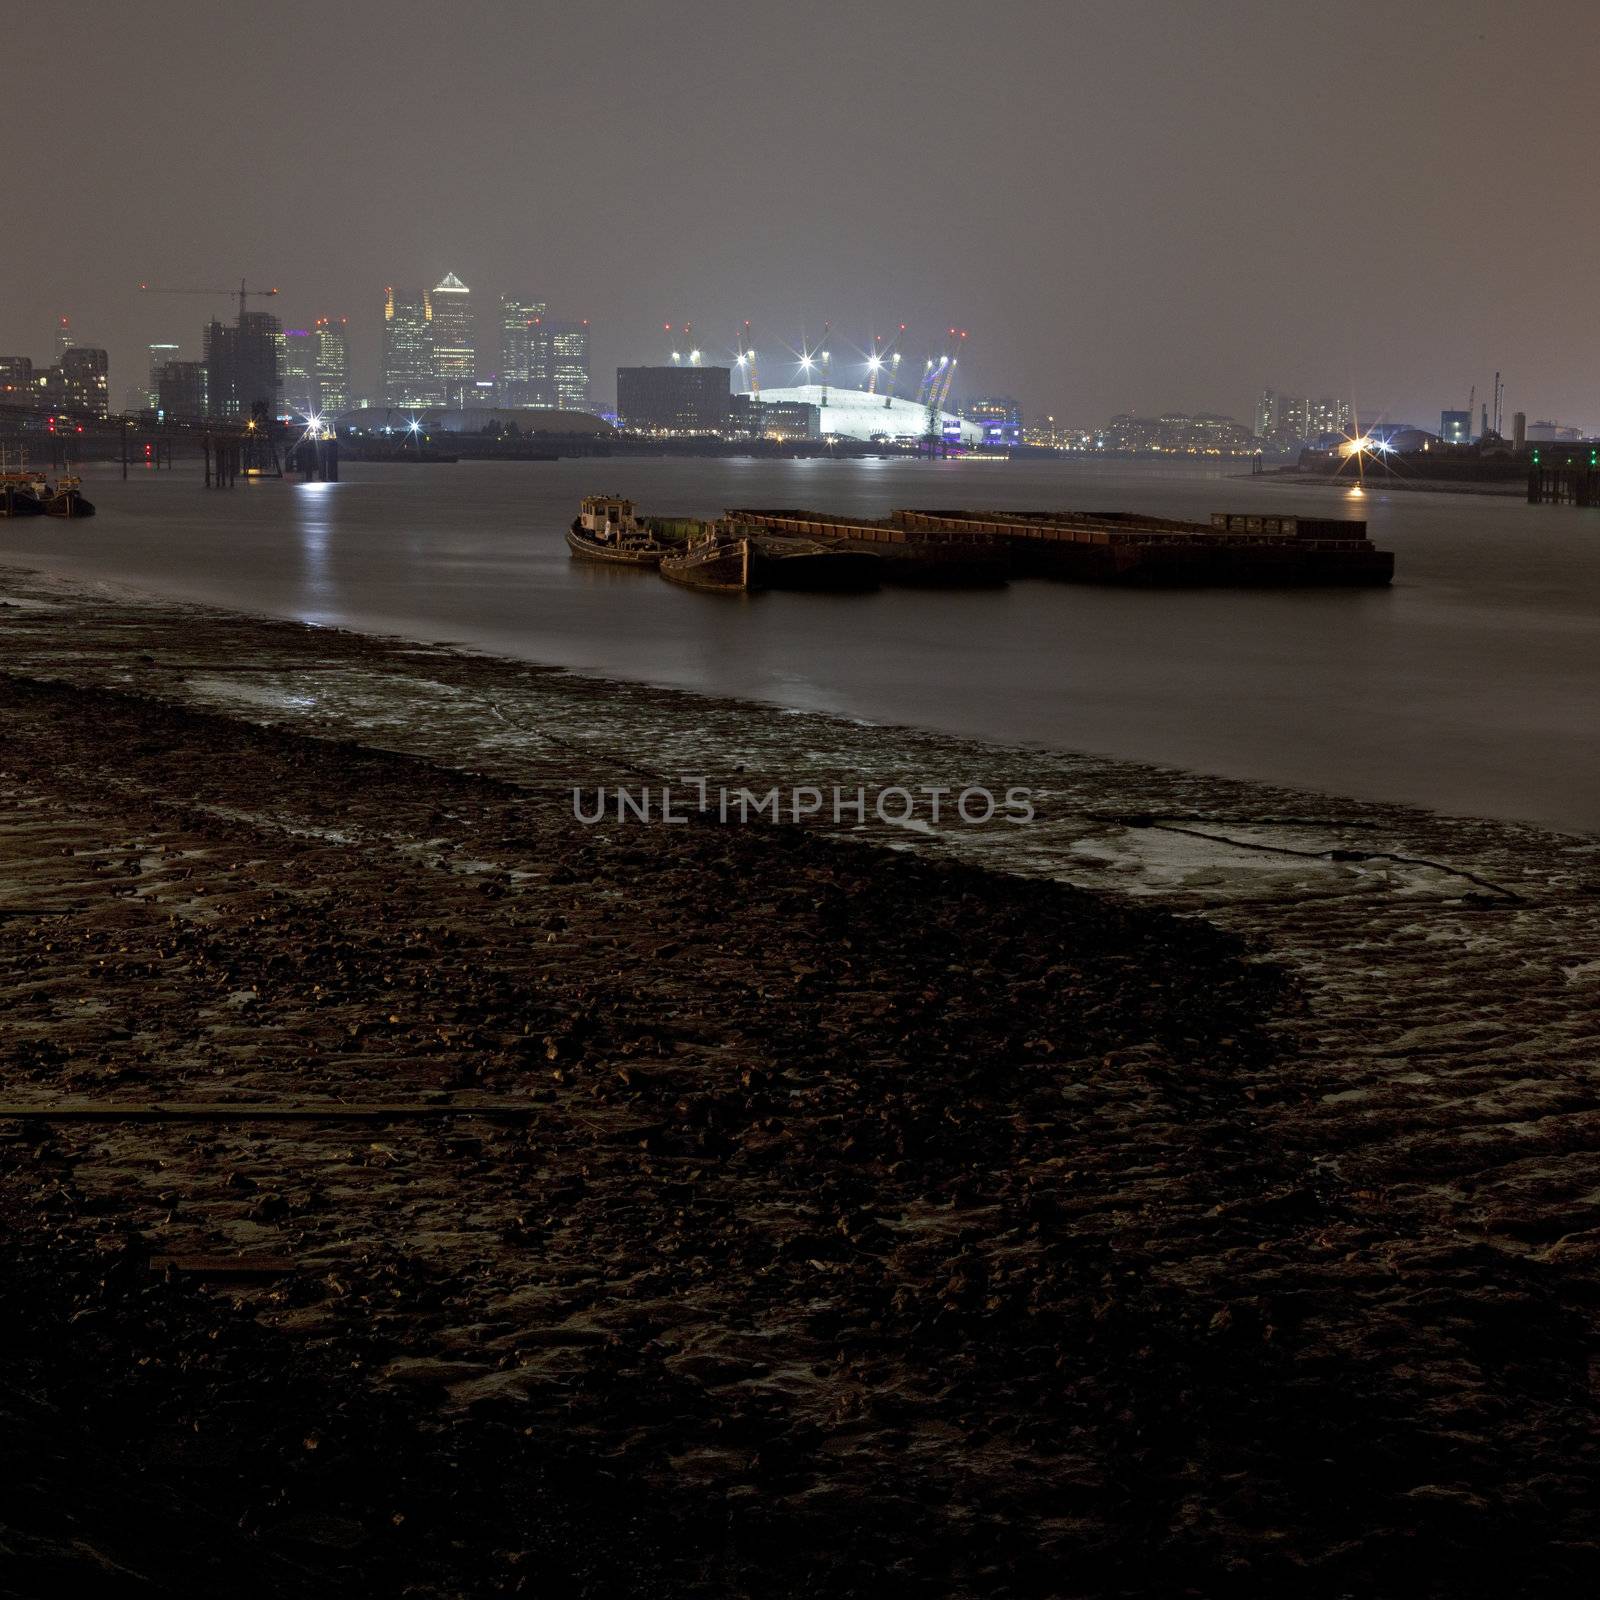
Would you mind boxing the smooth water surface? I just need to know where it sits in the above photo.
[7,456,1597,832]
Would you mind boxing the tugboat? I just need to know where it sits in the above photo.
[38,472,95,518]
[567,494,666,569]
[0,472,46,517]
[659,520,881,593]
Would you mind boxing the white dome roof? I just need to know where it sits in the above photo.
[757,384,982,445]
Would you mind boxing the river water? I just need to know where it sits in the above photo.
[6,456,1597,833]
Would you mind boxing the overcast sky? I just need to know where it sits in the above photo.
[7,0,1596,427]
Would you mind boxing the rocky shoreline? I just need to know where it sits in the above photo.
[2,564,1598,1597]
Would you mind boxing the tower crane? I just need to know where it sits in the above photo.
[139,279,280,324]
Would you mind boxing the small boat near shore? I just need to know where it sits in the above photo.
[0,466,93,518]
[567,494,666,569]
[659,521,881,594]
[39,473,95,518]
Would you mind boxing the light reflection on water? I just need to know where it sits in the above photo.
[8,456,1600,833]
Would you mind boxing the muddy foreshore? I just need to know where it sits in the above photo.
[1,565,1598,1598]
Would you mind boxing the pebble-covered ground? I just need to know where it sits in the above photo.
[2,566,1598,1597]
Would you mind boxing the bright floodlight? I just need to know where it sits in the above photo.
[867,357,881,370]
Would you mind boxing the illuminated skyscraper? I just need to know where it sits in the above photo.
[280,329,318,418]
[382,286,437,406]
[146,343,180,410]
[60,346,110,418]
[314,317,350,414]
[499,296,545,380]
[549,320,590,411]
[430,272,475,402]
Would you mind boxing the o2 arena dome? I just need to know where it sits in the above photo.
[757,384,983,446]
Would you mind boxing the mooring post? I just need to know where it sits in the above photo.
[121,420,129,480]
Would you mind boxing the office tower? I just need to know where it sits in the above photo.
[280,329,318,418]
[59,347,110,418]
[617,366,731,433]
[1254,388,1278,439]
[550,320,590,411]
[147,343,180,410]
[314,317,350,414]
[382,285,438,406]
[204,312,280,420]
[56,316,74,355]
[156,360,209,421]
[0,355,33,401]
[430,272,475,394]
[499,295,549,402]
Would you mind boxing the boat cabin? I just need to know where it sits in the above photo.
[579,495,637,540]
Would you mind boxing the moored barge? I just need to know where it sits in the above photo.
[659,521,881,593]
[731,507,1393,587]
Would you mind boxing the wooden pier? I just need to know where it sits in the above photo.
[1528,460,1600,505]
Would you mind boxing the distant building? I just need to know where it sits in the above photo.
[617,365,731,434]
[728,393,818,441]
[59,347,110,418]
[56,316,74,355]
[1255,389,1352,445]
[448,379,499,410]
[550,321,590,410]
[147,344,180,411]
[1253,388,1279,440]
[1103,411,1256,454]
[0,356,34,403]
[280,329,318,418]
[1440,409,1472,444]
[205,313,279,421]
[965,395,1024,448]
[382,286,438,407]
[430,272,475,393]
[499,296,547,384]
[156,360,209,421]
[1526,420,1583,442]
[314,317,350,414]
[757,385,981,444]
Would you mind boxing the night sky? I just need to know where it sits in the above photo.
[9,0,1596,428]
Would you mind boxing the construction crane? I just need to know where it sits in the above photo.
[1466,383,1475,439]
[139,279,280,324]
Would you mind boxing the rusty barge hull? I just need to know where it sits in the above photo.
[729,507,1394,588]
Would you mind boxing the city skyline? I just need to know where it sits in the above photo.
[5,1,1598,432]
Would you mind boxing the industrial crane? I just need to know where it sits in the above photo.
[139,279,280,323]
